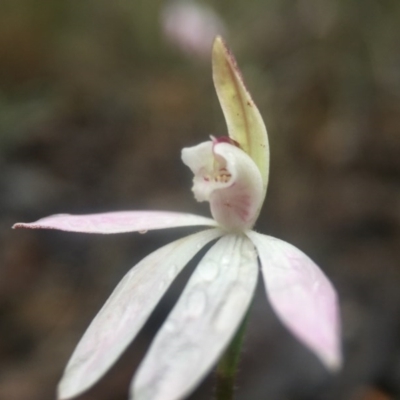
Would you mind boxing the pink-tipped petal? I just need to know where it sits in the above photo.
[57,229,222,399]
[247,231,341,370]
[13,211,217,234]
[131,234,258,400]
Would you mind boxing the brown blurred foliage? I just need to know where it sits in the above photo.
[1,0,400,399]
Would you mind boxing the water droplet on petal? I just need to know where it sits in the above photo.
[168,264,178,279]
[242,249,257,263]
[312,281,320,292]
[221,255,230,265]
[163,321,176,332]
[158,279,168,290]
[139,230,148,234]
[199,260,219,281]
[213,285,246,332]
[186,290,207,318]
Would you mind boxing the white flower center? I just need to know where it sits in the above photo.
[182,138,264,232]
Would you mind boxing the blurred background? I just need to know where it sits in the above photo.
[1,0,400,399]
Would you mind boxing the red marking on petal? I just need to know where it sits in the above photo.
[212,136,241,148]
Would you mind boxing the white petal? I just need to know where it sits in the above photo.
[58,229,222,399]
[131,234,258,400]
[211,143,264,230]
[181,141,215,202]
[182,142,263,231]
[13,211,217,233]
[247,231,342,370]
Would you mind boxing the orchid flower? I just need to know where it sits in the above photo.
[13,37,341,400]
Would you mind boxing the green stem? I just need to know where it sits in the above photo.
[214,312,250,400]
